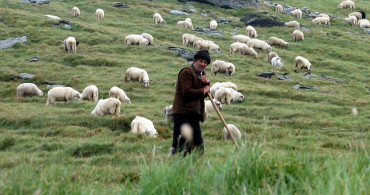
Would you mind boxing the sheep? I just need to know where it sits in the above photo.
[230,42,248,54]
[204,100,222,118]
[311,17,330,26]
[130,116,158,137]
[338,0,355,10]
[246,26,257,38]
[222,124,241,140]
[63,37,80,54]
[210,82,237,98]
[239,45,258,58]
[210,20,217,29]
[195,40,221,52]
[109,86,131,104]
[141,33,154,45]
[185,18,192,24]
[233,34,251,44]
[164,105,173,122]
[16,83,43,97]
[294,56,312,73]
[358,19,370,28]
[72,7,80,17]
[268,52,278,63]
[91,98,121,117]
[125,34,149,46]
[211,60,235,76]
[276,4,283,13]
[214,87,244,105]
[81,85,98,102]
[318,13,330,21]
[359,11,366,19]
[96,9,104,20]
[344,16,357,27]
[125,67,150,87]
[248,39,272,52]
[269,37,289,48]
[44,15,60,20]
[349,12,362,20]
[293,30,304,42]
[46,87,81,106]
[285,21,300,28]
[177,21,193,30]
[291,9,302,19]
[153,13,166,24]
[271,56,283,69]
[182,33,202,47]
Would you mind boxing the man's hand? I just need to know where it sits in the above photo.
[200,75,210,85]
[202,85,210,95]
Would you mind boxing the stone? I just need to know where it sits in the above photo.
[47,85,65,88]
[113,3,130,8]
[303,72,313,79]
[364,28,370,34]
[257,72,275,78]
[41,81,53,85]
[26,56,41,63]
[25,0,50,5]
[178,0,259,9]
[170,10,189,15]
[240,14,285,27]
[20,73,35,79]
[300,24,311,31]
[182,7,197,13]
[59,19,71,25]
[64,24,71,29]
[168,47,196,61]
[0,36,27,49]
[193,27,223,36]
[293,84,316,90]
[318,74,345,84]
[216,18,231,24]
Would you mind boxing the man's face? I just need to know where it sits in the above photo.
[193,59,209,72]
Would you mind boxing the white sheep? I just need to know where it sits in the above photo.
[248,39,272,52]
[44,15,60,20]
[311,17,330,26]
[271,56,284,69]
[91,98,121,117]
[81,85,98,102]
[222,124,241,140]
[338,0,355,10]
[233,34,251,44]
[164,105,173,122]
[210,82,237,98]
[349,12,362,20]
[210,20,217,29]
[358,19,370,29]
[294,56,312,73]
[246,26,257,38]
[276,4,283,13]
[214,87,244,105]
[230,42,248,54]
[285,21,300,28]
[269,36,289,48]
[292,30,304,42]
[182,33,202,47]
[131,116,158,137]
[195,40,221,52]
[109,86,131,104]
[239,45,258,58]
[291,9,302,19]
[125,67,150,87]
[125,34,149,46]
[344,16,357,26]
[46,87,81,106]
[16,83,43,97]
[211,60,235,76]
[72,7,80,17]
[204,100,222,118]
[63,36,79,54]
[268,52,278,63]
[177,21,193,30]
[96,9,104,20]
[153,13,166,24]
[141,33,154,45]
[185,18,192,24]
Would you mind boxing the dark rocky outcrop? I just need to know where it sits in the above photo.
[170,10,189,15]
[216,18,232,24]
[257,72,275,78]
[24,0,50,5]
[8,73,35,81]
[178,0,259,9]
[0,36,27,49]
[240,14,285,27]
[193,27,223,36]
[26,56,41,63]
[168,47,196,61]
[113,3,130,8]
[59,19,71,25]
[293,84,316,90]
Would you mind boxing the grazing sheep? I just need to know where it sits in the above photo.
[125,34,149,46]
[246,26,257,38]
[46,87,81,106]
[311,17,330,26]
[109,86,131,104]
[285,21,300,28]
[239,45,258,58]
[271,56,283,69]
[233,34,251,44]
[177,21,193,30]
[222,124,241,140]
[182,33,202,47]
[45,15,60,20]
[268,52,278,63]
[291,9,302,19]
[125,67,150,88]
[248,39,272,52]
[359,11,366,19]
[131,116,158,137]
[81,85,98,102]
[195,40,221,52]
[141,33,154,45]
[293,30,304,42]
[318,13,330,21]
[349,12,362,20]
[214,87,244,105]
[210,20,217,29]
[211,60,235,76]
[185,18,192,23]
[204,100,222,118]
[96,9,104,20]
[358,19,370,28]
[276,4,283,13]
[16,83,43,97]
[164,105,173,122]
[91,98,121,117]
[269,37,289,48]
[210,82,237,98]
[294,56,312,73]
[230,42,248,54]
[72,7,80,17]
[63,37,80,54]
[338,0,355,10]
[153,13,166,24]
[344,16,357,26]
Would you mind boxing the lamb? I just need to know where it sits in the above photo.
[268,52,278,63]
[248,39,272,52]
[153,13,166,24]
[16,83,43,97]
[294,56,312,73]
[81,85,98,102]
[72,7,80,17]
[230,42,248,54]
[204,100,222,118]
[269,37,289,48]
[185,18,192,24]
[44,15,60,20]
[109,86,131,104]
[91,98,121,117]
[210,82,237,98]
[125,34,149,46]
[246,26,257,38]
[358,19,370,28]
[164,105,173,122]
[338,0,355,10]
[96,9,104,20]
[349,12,362,20]
[291,9,302,19]
[130,116,158,137]
[214,87,244,105]
[344,16,357,26]
[285,21,300,28]
[195,40,221,52]
[141,33,154,45]
[46,87,81,106]
[271,56,283,69]
[293,30,304,42]
[182,33,202,47]
[239,45,258,58]
[211,60,235,76]
[276,4,283,13]
[210,20,217,29]
[233,34,251,44]
[222,124,241,140]
[63,37,80,54]
[124,67,150,87]
[311,17,330,26]
[177,21,193,30]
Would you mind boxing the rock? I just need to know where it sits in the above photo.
[178,0,259,9]
[182,7,197,13]
[64,24,71,29]
[240,14,285,27]
[321,90,330,93]
[257,72,275,78]
[170,10,189,15]
[0,36,27,49]
[300,24,311,31]
[24,0,50,5]
[200,11,211,17]
[318,74,345,84]
[277,74,291,80]
[216,18,231,24]
[168,47,196,61]
[59,19,71,25]
[113,3,130,8]
[26,56,41,63]
[364,28,370,34]
[240,14,262,24]
[193,27,223,36]
[8,73,35,81]
[293,84,316,90]
[47,85,65,88]
[41,81,53,85]
[303,72,313,79]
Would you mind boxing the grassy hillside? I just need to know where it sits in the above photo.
[0,0,369,194]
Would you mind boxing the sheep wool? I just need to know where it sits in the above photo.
[211,60,235,76]
[268,52,278,63]
[246,26,257,38]
[285,21,300,28]
[271,57,284,69]
[91,98,121,117]
[17,83,43,97]
[125,34,149,46]
[311,17,330,26]
[214,87,244,105]
[210,82,238,98]
[182,33,202,47]
[293,30,304,42]
[141,33,154,45]
[109,86,131,104]
[291,9,302,19]
[81,85,98,102]
[204,99,222,119]
[125,67,150,87]
[239,45,258,58]
[153,13,166,24]
[96,9,104,20]
[72,7,80,17]
[210,20,217,30]
[222,124,242,140]
[63,37,79,54]
[269,37,289,48]
[294,56,312,72]
[233,34,251,44]
[177,21,193,30]
[131,116,158,137]
[46,87,81,106]
[248,39,272,52]
[344,16,357,26]
[276,4,283,13]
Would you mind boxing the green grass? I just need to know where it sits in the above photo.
[0,0,369,194]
